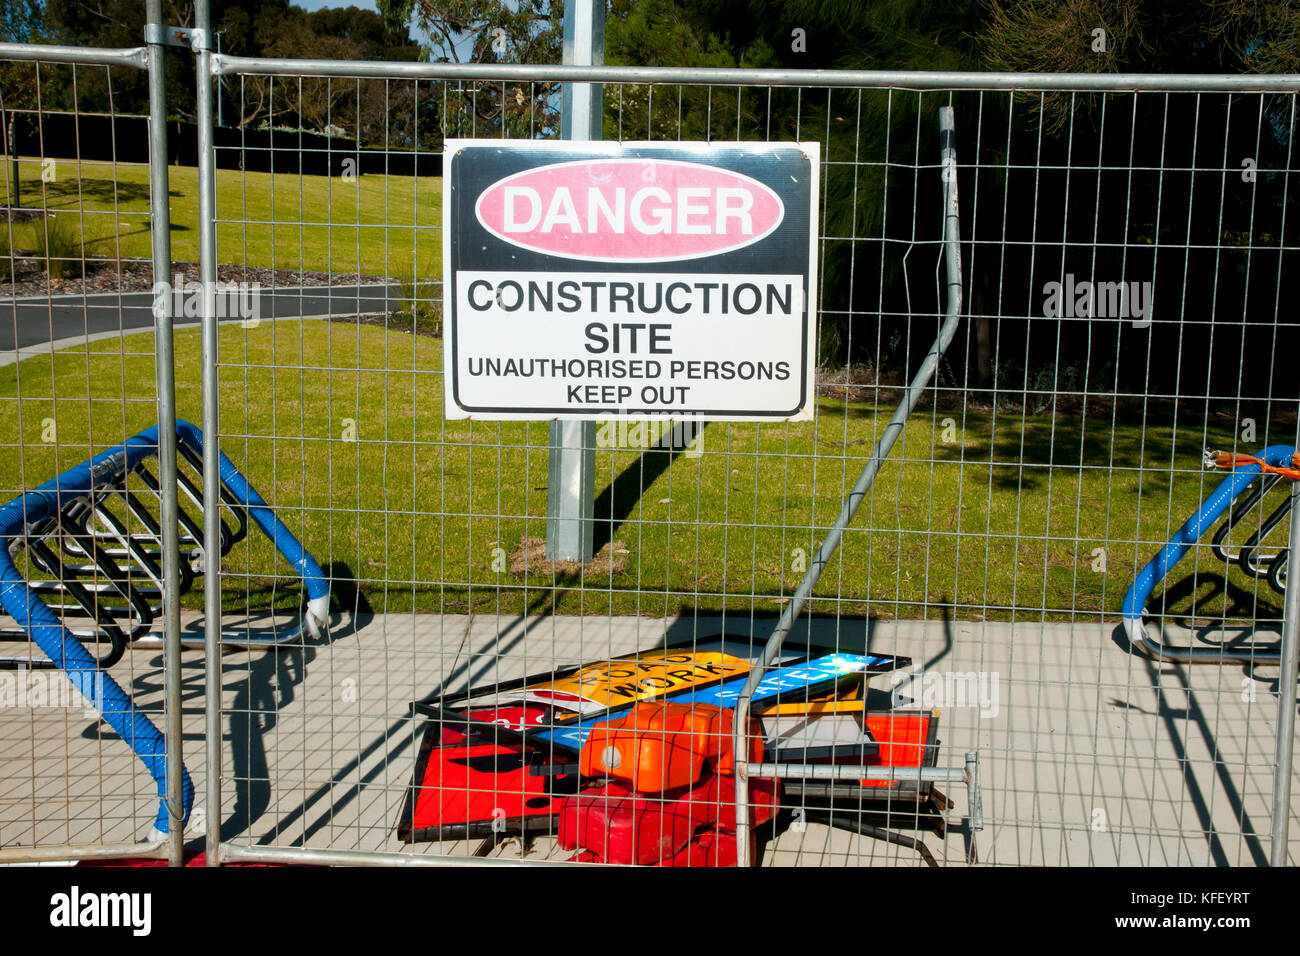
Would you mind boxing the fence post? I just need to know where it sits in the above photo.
[144,0,186,869]
[193,0,223,868]
[732,105,966,866]
[544,0,604,562]
[1271,480,1300,865]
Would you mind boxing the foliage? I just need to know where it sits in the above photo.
[0,0,43,43]
[33,213,82,279]
[381,0,564,137]
[29,0,430,143]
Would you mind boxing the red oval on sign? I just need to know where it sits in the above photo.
[474,158,785,263]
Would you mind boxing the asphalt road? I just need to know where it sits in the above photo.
[0,283,403,353]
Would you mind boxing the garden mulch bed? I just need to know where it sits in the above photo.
[0,256,393,299]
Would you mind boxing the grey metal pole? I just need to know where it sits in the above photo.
[202,53,1300,93]
[1270,480,1300,866]
[747,763,968,782]
[194,0,222,868]
[215,31,222,126]
[145,0,186,869]
[221,844,585,867]
[544,0,603,563]
[0,42,148,67]
[732,105,965,866]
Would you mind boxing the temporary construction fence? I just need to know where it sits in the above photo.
[0,14,1298,867]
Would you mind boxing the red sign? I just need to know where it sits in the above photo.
[473,158,785,263]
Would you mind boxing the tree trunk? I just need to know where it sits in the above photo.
[974,265,993,389]
[3,110,19,208]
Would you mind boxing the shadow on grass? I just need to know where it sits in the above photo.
[818,399,1261,495]
[22,177,156,208]
[592,427,708,553]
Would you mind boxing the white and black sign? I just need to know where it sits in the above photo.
[442,140,819,420]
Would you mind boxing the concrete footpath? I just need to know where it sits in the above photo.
[0,610,1292,866]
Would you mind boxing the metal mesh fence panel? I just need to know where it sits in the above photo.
[195,62,1300,866]
[2,37,1297,866]
[0,44,186,861]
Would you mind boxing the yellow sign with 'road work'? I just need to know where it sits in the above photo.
[554,651,752,706]
[491,650,753,718]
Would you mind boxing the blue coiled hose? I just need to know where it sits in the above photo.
[173,420,330,607]
[1122,444,1297,635]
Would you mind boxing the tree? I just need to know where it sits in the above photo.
[32,1,191,117]
[30,0,431,143]
[0,0,44,43]
[380,0,560,64]
[380,0,563,137]
[608,0,987,369]
[210,2,427,139]
[0,1,45,209]
[974,1,1300,404]
[603,0,783,142]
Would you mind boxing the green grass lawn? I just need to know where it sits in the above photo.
[0,320,1289,623]
[0,158,441,280]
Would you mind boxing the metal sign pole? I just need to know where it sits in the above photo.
[545,0,603,562]
[1270,479,1300,865]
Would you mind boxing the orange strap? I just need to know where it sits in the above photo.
[1209,450,1300,481]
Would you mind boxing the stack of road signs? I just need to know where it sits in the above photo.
[397,638,946,860]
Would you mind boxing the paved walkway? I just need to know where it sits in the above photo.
[0,611,1292,866]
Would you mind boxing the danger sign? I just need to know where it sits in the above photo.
[442,140,819,421]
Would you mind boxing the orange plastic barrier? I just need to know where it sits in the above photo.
[578,701,763,793]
